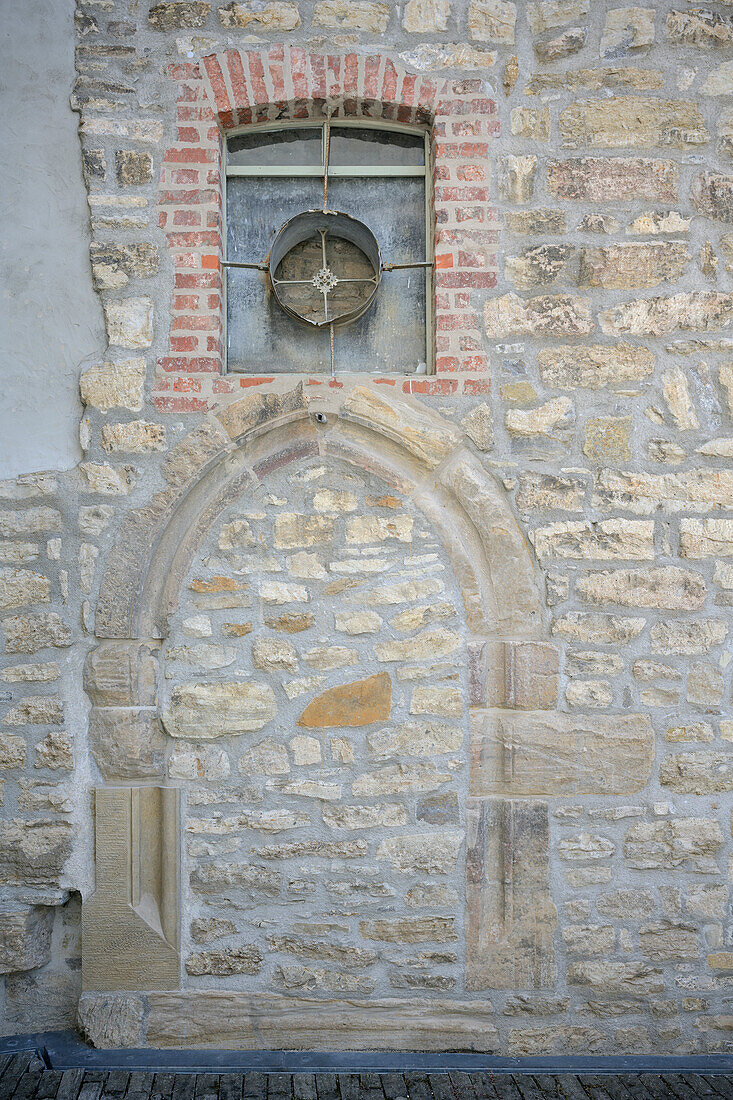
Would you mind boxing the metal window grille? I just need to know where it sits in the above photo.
[223,119,434,376]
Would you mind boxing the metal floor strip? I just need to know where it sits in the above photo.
[0,1033,729,1075]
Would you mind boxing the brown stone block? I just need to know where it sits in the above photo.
[466,798,557,990]
[339,385,459,470]
[82,787,180,991]
[547,157,678,203]
[84,641,157,707]
[138,991,500,1050]
[297,671,391,728]
[89,707,165,780]
[469,710,654,797]
[214,384,306,441]
[559,96,708,150]
[468,640,558,709]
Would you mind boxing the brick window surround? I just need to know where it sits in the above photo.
[156,48,499,411]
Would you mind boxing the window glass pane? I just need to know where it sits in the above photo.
[228,127,322,167]
[227,176,322,263]
[329,126,425,166]
[226,166,428,374]
[327,176,426,265]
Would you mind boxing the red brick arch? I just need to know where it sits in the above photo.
[155,48,499,412]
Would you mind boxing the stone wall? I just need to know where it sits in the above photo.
[1,0,733,1055]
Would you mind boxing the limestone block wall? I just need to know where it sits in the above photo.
[1,0,733,1055]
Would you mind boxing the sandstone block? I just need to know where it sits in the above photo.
[624,819,723,872]
[600,291,733,336]
[561,925,614,956]
[667,8,733,47]
[375,833,461,874]
[651,619,726,655]
[660,752,733,795]
[313,0,392,29]
[406,884,459,908]
[186,946,262,976]
[169,745,229,781]
[260,581,309,604]
[485,294,593,339]
[252,637,298,673]
[268,936,377,968]
[597,889,655,919]
[410,685,463,717]
[560,97,708,150]
[340,386,458,470]
[274,513,333,549]
[345,515,412,545]
[101,421,165,453]
[534,26,586,61]
[89,708,166,780]
[467,799,557,991]
[367,721,462,758]
[627,209,691,235]
[576,567,706,610]
[527,0,588,34]
[496,156,537,203]
[3,697,63,725]
[639,922,699,961]
[0,569,50,611]
[504,210,567,236]
[79,462,134,494]
[352,762,452,796]
[0,508,60,538]
[568,961,664,997]
[547,157,677,203]
[103,298,153,348]
[360,917,458,943]
[663,366,699,430]
[516,473,584,512]
[0,820,71,888]
[583,417,632,463]
[375,627,461,663]
[470,711,654,797]
[468,0,516,43]
[190,862,280,896]
[219,2,301,29]
[600,7,654,58]
[322,803,407,830]
[579,242,689,289]
[298,672,391,728]
[403,0,450,32]
[0,907,53,974]
[681,518,733,558]
[80,359,146,411]
[510,108,549,142]
[34,731,73,771]
[115,152,153,187]
[334,611,381,635]
[162,681,277,739]
[148,1,210,29]
[0,732,25,770]
[531,519,654,560]
[77,993,145,1048]
[505,245,574,290]
[238,738,289,776]
[469,640,559,709]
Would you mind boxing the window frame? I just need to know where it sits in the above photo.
[222,118,435,377]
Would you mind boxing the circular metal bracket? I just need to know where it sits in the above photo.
[269,210,381,329]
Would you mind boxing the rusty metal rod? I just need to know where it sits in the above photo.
[382,260,435,271]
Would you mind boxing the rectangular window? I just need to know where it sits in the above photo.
[224,120,433,376]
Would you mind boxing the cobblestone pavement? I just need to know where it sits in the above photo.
[0,1055,731,1100]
